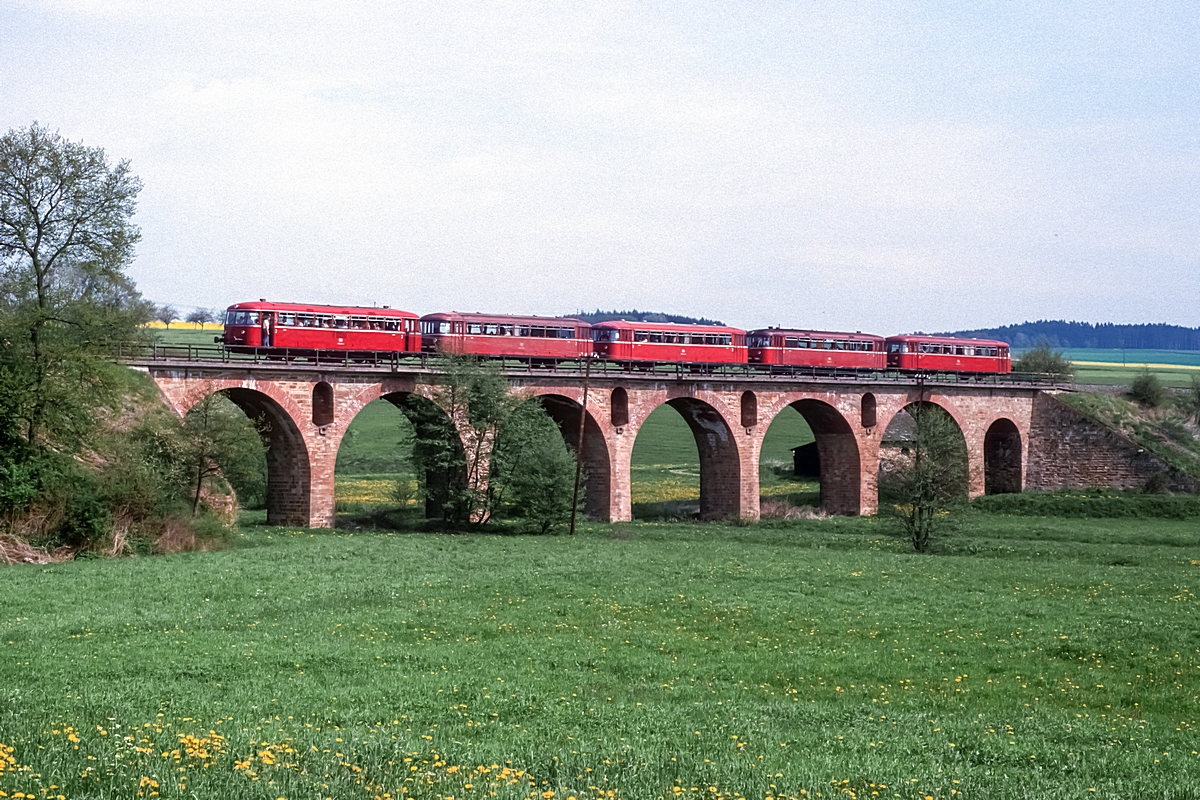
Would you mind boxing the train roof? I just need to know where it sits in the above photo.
[592,319,744,335]
[746,328,884,340]
[886,334,1009,347]
[226,301,417,317]
[420,312,586,326]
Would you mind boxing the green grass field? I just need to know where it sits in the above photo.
[2,512,1198,800]
[1014,348,1200,388]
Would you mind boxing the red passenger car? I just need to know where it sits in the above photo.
[747,328,886,369]
[590,321,747,364]
[885,335,1010,373]
[419,313,592,360]
[220,301,420,354]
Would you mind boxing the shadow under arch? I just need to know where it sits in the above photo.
[532,393,612,520]
[780,399,862,516]
[219,387,311,527]
[371,392,469,520]
[661,397,740,520]
[984,418,1022,494]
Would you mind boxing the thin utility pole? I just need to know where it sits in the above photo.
[569,356,592,535]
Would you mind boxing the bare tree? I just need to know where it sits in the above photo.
[185,308,215,328]
[155,304,178,328]
[879,403,969,553]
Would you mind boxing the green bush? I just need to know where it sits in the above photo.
[1013,342,1073,378]
[1130,370,1167,407]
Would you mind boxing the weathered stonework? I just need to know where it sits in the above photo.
[142,364,1172,529]
[1025,392,1200,492]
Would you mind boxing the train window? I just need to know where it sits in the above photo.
[865,342,874,351]
[662,333,676,344]
[634,330,648,342]
[483,324,496,335]
[438,322,451,334]
[384,319,399,331]
[467,324,482,334]
[891,342,907,354]
[278,313,296,326]
[592,328,618,342]
[351,317,368,329]
[648,331,663,343]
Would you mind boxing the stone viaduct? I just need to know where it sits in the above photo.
[139,358,1047,528]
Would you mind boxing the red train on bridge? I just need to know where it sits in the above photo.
[218,301,1011,374]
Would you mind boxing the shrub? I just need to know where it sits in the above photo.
[1013,342,1073,378]
[1130,370,1167,407]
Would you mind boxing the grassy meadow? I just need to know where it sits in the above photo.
[2,512,1198,800]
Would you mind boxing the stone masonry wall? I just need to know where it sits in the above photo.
[1026,392,1200,492]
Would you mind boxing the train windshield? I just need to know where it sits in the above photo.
[591,329,619,342]
[225,310,260,325]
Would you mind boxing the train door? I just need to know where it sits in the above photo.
[260,311,274,347]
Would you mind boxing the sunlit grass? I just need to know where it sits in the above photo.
[2,515,1199,798]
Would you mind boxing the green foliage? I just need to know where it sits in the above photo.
[403,356,577,531]
[972,489,1200,519]
[182,390,268,513]
[1012,341,1073,377]
[1129,369,1167,407]
[490,401,577,534]
[879,403,968,552]
[1185,374,1200,424]
[0,123,151,455]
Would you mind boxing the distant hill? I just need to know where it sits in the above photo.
[575,309,726,326]
[944,321,1200,351]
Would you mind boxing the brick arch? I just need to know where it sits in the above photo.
[984,417,1023,494]
[174,382,311,527]
[763,398,863,516]
[527,392,612,521]
[879,398,972,500]
[630,396,741,520]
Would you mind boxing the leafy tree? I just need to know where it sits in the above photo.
[155,304,178,328]
[406,356,576,530]
[0,122,148,464]
[1130,370,1167,408]
[185,308,215,327]
[490,400,578,534]
[181,390,267,515]
[879,403,969,553]
[1013,342,1073,378]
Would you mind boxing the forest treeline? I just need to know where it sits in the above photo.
[946,321,1200,350]
[575,310,725,326]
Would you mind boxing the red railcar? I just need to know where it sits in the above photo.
[747,328,886,369]
[885,335,1010,373]
[220,301,420,353]
[419,313,592,360]
[590,321,747,364]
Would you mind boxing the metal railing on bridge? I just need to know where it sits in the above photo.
[115,342,1070,388]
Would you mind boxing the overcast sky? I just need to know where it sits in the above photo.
[3,1,1197,332]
